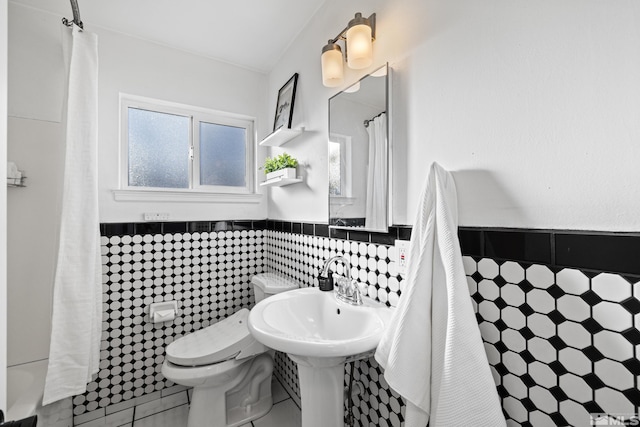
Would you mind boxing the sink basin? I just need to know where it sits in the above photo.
[247,287,392,358]
[248,286,394,427]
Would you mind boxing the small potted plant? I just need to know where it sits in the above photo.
[264,152,298,181]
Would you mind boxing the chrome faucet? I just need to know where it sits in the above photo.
[320,255,351,280]
[319,256,362,305]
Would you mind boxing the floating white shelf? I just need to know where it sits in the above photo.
[259,127,305,147]
[7,176,26,187]
[259,176,303,187]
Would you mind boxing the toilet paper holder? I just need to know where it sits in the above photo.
[148,301,178,324]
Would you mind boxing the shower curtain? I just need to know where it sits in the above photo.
[364,113,387,230]
[43,24,101,405]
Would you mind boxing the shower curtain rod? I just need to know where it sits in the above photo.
[364,111,385,127]
[62,0,83,29]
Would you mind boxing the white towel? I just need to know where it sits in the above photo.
[375,162,505,427]
[43,24,101,405]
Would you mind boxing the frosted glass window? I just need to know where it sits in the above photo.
[328,134,351,198]
[329,141,341,196]
[121,95,255,195]
[199,122,246,187]
[128,108,189,188]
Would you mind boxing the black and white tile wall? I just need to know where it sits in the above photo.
[265,225,640,426]
[467,260,640,426]
[77,221,640,427]
[72,226,265,419]
[266,230,402,306]
[266,230,407,427]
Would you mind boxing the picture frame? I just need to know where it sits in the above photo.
[273,73,299,131]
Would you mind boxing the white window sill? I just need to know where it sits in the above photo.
[113,189,263,204]
[330,196,356,206]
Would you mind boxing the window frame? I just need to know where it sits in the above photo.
[118,94,257,200]
[328,132,353,199]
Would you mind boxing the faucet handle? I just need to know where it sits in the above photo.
[349,280,363,300]
[336,276,350,293]
[352,286,362,305]
[335,278,364,305]
[318,274,334,292]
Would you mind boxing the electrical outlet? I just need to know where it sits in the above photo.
[395,239,410,276]
[143,213,170,221]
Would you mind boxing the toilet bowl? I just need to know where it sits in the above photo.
[161,273,298,427]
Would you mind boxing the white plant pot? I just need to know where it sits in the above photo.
[266,168,296,181]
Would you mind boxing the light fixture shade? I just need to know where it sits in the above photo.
[321,43,344,87]
[346,15,373,69]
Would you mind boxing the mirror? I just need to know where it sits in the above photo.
[328,64,390,232]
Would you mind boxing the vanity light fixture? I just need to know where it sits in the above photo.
[321,12,376,87]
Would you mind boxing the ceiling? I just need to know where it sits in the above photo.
[11,0,327,73]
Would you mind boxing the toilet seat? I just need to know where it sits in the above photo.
[166,308,265,367]
[161,273,299,427]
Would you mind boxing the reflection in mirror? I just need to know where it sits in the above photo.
[329,64,389,232]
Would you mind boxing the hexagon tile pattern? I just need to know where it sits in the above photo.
[267,231,406,426]
[76,226,640,427]
[72,230,265,417]
[467,257,640,427]
[267,233,640,427]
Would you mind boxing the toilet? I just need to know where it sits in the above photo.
[161,273,298,427]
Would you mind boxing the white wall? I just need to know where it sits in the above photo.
[7,3,268,366]
[267,0,640,232]
[0,0,7,412]
[96,25,269,223]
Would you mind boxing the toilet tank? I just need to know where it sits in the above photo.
[251,273,299,303]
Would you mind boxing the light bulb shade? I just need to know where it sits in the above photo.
[346,19,372,69]
[321,43,344,87]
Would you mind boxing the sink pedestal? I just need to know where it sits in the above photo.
[288,355,346,427]
[247,288,394,426]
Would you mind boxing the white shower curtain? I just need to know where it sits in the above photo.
[43,24,101,405]
[364,113,387,230]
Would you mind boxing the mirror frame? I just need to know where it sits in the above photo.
[328,63,391,233]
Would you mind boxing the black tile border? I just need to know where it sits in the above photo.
[102,219,413,246]
[555,232,640,276]
[484,229,552,264]
[267,220,413,245]
[460,227,640,276]
[101,219,268,237]
[100,220,640,276]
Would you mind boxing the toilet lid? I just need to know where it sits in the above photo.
[251,272,299,294]
[165,308,255,367]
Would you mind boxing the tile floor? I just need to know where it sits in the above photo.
[131,378,301,427]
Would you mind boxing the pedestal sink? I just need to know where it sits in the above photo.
[247,287,394,427]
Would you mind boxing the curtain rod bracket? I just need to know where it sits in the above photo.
[63,0,84,29]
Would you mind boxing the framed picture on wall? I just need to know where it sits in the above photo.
[273,73,299,131]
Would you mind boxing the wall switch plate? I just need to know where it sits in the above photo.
[143,213,170,221]
[395,239,410,276]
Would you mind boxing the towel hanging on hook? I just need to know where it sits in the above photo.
[62,0,83,29]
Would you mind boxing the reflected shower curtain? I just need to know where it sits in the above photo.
[365,113,387,230]
[44,24,101,405]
